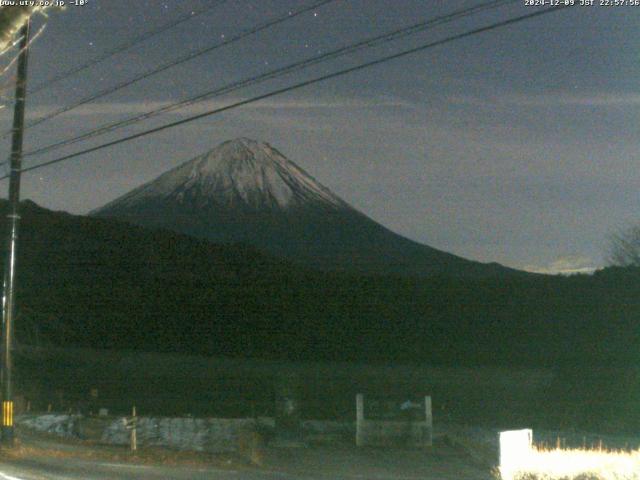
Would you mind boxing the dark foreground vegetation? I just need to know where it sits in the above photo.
[14,346,640,434]
[5,200,638,367]
[2,200,640,431]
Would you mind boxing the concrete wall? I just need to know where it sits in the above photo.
[355,394,433,447]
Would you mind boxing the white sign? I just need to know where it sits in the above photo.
[499,429,533,480]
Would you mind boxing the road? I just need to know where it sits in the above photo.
[0,456,250,480]
[0,428,494,480]
[0,446,493,480]
[0,456,248,479]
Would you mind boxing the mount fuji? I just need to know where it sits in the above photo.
[92,138,517,277]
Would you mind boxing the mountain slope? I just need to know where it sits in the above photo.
[1,200,638,367]
[93,138,517,277]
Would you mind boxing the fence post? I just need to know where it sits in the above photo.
[424,396,433,447]
[355,394,364,446]
[130,405,137,452]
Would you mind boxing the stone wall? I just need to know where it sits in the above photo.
[18,414,270,452]
[17,414,355,452]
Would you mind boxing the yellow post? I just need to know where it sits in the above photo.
[2,401,13,427]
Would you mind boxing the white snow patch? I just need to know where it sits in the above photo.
[17,414,356,453]
[95,138,349,213]
[18,414,259,453]
[19,414,78,437]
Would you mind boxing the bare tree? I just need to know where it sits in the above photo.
[607,224,640,267]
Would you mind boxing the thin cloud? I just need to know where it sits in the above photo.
[522,255,598,275]
[450,92,640,108]
[3,96,413,119]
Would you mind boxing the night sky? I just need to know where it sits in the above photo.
[0,0,637,274]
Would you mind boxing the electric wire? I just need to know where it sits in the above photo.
[2,0,337,139]
[0,4,574,181]
[27,1,227,97]
[24,0,517,158]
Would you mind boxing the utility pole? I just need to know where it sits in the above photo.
[1,19,31,447]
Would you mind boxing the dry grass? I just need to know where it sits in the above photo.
[6,427,244,469]
[500,445,640,480]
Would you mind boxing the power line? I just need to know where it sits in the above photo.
[1,5,573,181]
[4,0,337,139]
[24,0,517,158]
[26,1,227,97]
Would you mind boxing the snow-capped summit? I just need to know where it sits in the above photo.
[93,138,517,278]
[100,138,347,213]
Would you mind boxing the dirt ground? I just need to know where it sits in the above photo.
[2,426,495,480]
[260,443,494,480]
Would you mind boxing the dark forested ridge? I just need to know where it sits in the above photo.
[2,200,639,368]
